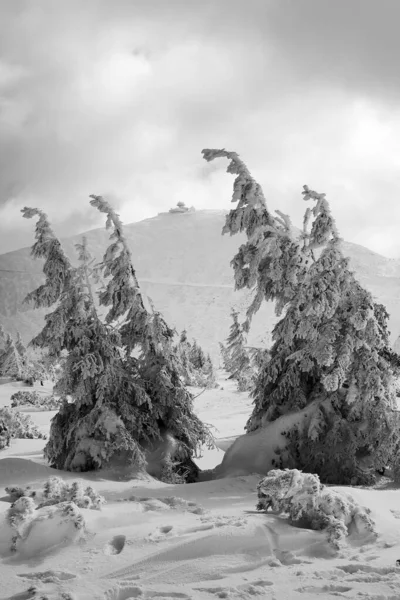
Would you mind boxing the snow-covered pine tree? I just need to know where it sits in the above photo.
[222,309,255,391]
[0,324,7,373]
[89,195,212,479]
[15,332,28,377]
[204,353,215,377]
[226,310,250,376]
[189,340,206,370]
[174,330,191,381]
[21,211,155,472]
[174,330,216,387]
[0,323,6,354]
[219,341,231,371]
[202,148,400,484]
[22,349,57,384]
[15,332,26,357]
[0,334,23,379]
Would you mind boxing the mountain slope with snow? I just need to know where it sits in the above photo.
[1,209,400,357]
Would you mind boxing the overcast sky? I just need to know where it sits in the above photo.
[1,0,400,256]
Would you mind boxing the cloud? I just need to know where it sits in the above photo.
[1,0,400,257]
[261,0,400,106]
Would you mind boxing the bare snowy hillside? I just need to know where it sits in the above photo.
[1,209,400,358]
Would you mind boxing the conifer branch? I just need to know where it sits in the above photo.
[21,207,73,309]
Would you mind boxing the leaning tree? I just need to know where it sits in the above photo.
[22,203,211,478]
[202,148,400,484]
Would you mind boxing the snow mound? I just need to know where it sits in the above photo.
[257,469,377,550]
[0,457,55,488]
[1,498,85,558]
[214,407,305,478]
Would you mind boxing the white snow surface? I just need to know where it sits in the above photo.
[1,376,400,599]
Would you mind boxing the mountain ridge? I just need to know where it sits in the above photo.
[1,209,400,358]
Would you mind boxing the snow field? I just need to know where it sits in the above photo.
[1,375,400,599]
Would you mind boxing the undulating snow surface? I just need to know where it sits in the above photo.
[2,375,400,600]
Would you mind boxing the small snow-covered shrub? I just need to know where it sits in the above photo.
[39,477,105,510]
[0,421,10,449]
[256,469,376,551]
[42,475,68,503]
[0,407,46,441]
[6,496,36,552]
[6,499,85,554]
[5,476,105,511]
[41,393,62,410]
[4,477,104,552]
[159,456,188,484]
[5,486,35,502]
[10,390,41,407]
[10,390,62,410]
[59,501,86,530]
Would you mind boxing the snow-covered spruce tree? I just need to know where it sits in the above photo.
[219,308,259,392]
[173,330,191,382]
[203,352,215,381]
[15,332,26,357]
[0,323,6,354]
[189,340,206,370]
[174,332,216,387]
[89,195,212,479]
[219,341,231,371]
[224,308,255,391]
[21,212,155,472]
[0,333,23,379]
[21,348,57,384]
[202,148,400,484]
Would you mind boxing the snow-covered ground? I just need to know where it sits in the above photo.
[2,375,400,600]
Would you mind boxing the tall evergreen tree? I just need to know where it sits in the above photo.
[0,324,6,354]
[15,332,26,357]
[219,342,231,371]
[220,309,256,392]
[22,205,211,476]
[21,348,55,384]
[0,334,23,379]
[0,324,7,372]
[174,330,216,387]
[188,340,206,371]
[203,148,400,484]
[21,212,135,470]
[225,309,251,381]
[175,330,192,379]
[89,195,211,476]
